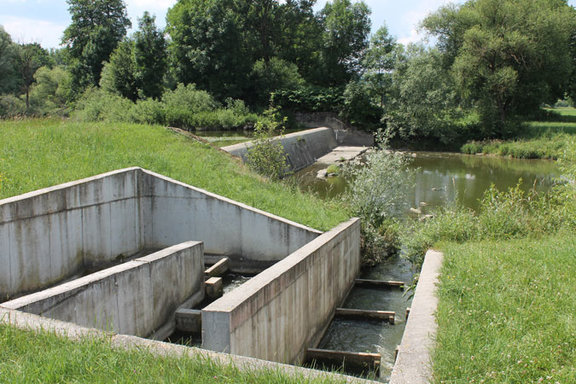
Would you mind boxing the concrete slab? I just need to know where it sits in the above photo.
[390,250,443,384]
[316,146,369,164]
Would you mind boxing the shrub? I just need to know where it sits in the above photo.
[72,88,134,122]
[0,95,26,118]
[245,112,289,181]
[129,99,166,125]
[163,83,218,128]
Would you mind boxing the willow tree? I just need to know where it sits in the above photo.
[424,0,576,135]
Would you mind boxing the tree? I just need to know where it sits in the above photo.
[0,27,18,95]
[14,43,50,109]
[30,66,72,114]
[62,0,131,91]
[318,0,371,86]
[166,0,249,100]
[100,40,137,101]
[424,0,576,134]
[276,0,323,81]
[362,25,399,108]
[133,12,167,99]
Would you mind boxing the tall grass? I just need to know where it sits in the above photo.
[0,119,347,231]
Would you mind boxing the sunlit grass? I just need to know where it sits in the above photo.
[0,324,346,384]
[434,234,576,383]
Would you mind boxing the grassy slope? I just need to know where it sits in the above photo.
[0,119,348,383]
[0,119,347,231]
[0,324,346,384]
[434,235,576,383]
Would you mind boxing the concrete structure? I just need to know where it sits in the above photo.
[202,218,361,364]
[0,167,320,299]
[390,250,443,384]
[2,242,204,340]
[223,127,338,172]
[293,112,375,147]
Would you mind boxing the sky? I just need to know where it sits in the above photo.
[1,0,575,49]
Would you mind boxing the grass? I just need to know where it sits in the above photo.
[434,234,576,383]
[0,324,345,384]
[461,108,576,160]
[0,119,347,231]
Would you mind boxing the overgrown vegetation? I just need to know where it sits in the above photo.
[342,149,414,265]
[245,116,290,181]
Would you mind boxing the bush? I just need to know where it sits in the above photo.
[163,84,218,128]
[342,149,415,265]
[129,99,166,125]
[245,112,289,181]
[72,88,134,122]
[0,95,26,118]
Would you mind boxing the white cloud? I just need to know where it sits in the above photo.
[124,0,177,26]
[0,15,66,48]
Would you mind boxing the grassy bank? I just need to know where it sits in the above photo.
[0,119,346,231]
[461,108,576,160]
[434,234,576,383]
[411,110,576,382]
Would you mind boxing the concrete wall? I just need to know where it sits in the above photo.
[0,167,320,299]
[223,128,338,172]
[202,218,361,364]
[0,168,144,299]
[140,169,321,261]
[2,242,205,339]
[293,113,375,147]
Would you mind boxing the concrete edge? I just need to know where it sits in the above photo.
[140,168,323,235]
[221,127,333,153]
[0,167,142,206]
[389,250,443,384]
[202,218,360,312]
[0,306,375,384]
[2,241,204,311]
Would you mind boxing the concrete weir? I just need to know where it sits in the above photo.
[0,167,372,382]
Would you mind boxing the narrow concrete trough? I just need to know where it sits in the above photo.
[2,242,205,340]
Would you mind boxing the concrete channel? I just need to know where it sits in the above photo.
[0,162,441,382]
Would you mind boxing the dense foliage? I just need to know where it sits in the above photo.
[1,0,576,145]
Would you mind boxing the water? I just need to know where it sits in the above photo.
[299,151,560,382]
[295,152,560,210]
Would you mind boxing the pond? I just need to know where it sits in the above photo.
[296,151,560,382]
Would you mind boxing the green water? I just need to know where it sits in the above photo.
[294,152,560,210]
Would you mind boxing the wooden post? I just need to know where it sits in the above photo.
[355,279,405,289]
[335,308,395,324]
[307,348,381,371]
